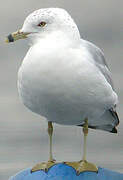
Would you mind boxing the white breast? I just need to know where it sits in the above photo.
[18,42,117,126]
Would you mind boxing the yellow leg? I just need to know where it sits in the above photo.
[31,122,56,173]
[48,121,54,161]
[64,118,98,175]
[82,118,88,161]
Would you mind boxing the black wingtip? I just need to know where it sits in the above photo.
[109,108,120,126]
[109,108,119,134]
[110,127,117,133]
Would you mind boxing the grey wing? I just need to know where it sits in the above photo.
[79,40,119,133]
[81,39,114,90]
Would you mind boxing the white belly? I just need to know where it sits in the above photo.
[18,46,116,126]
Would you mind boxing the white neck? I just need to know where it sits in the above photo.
[29,31,80,48]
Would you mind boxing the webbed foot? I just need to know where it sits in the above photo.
[31,160,57,173]
[64,160,98,175]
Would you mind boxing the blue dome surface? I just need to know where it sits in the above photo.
[9,163,123,180]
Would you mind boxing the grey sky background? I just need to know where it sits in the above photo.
[0,0,123,179]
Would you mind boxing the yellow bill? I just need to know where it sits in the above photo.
[5,30,30,43]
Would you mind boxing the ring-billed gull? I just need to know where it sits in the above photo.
[6,8,119,174]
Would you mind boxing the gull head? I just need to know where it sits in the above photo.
[6,8,80,44]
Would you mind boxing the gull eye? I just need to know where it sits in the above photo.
[38,21,46,27]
